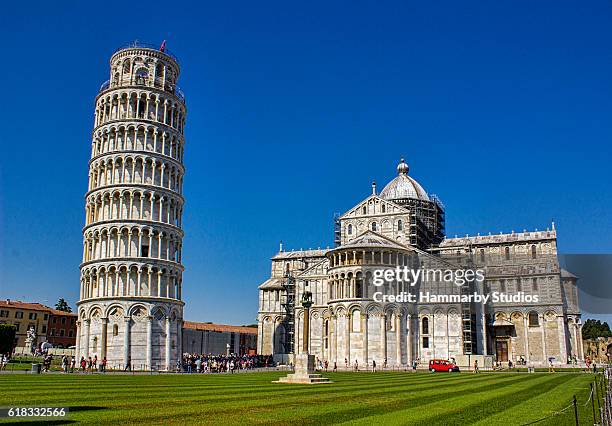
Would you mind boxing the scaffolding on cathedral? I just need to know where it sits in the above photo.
[280,272,296,355]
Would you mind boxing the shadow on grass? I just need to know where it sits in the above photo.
[68,406,106,413]
[1,421,77,425]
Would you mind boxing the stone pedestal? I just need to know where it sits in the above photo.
[274,353,332,384]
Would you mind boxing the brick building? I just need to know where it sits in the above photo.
[47,310,78,348]
[0,300,76,349]
[182,321,257,355]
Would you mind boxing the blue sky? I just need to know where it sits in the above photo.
[1,1,611,325]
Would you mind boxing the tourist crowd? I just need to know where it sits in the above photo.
[178,353,274,373]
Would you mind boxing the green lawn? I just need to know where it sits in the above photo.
[0,371,603,425]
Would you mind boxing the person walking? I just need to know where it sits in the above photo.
[372,359,377,373]
[333,361,337,372]
[354,359,359,372]
[101,357,107,373]
[412,360,417,372]
[70,356,75,373]
[473,359,479,373]
[61,355,69,373]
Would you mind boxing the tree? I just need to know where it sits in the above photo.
[55,298,72,313]
[0,324,17,354]
[582,319,612,340]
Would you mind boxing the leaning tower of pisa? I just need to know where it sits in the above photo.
[76,42,186,371]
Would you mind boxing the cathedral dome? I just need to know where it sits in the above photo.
[379,158,430,201]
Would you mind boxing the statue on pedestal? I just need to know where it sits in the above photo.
[25,326,37,355]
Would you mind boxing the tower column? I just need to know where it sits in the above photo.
[362,313,368,367]
[165,316,171,370]
[344,313,350,364]
[123,317,131,369]
[146,315,153,369]
[83,319,91,359]
[101,318,108,360]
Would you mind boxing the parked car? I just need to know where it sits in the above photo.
[429,359,460,372]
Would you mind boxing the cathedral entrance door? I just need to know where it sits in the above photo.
[496,340,508,362]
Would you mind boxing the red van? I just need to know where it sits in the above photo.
[429,359,460,372]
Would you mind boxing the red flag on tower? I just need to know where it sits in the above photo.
[160,40,166,52]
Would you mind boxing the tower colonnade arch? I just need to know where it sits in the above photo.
[91,122,184,161]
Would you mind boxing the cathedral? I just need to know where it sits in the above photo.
[257,159,583,367]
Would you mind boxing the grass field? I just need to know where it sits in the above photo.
[0,371,603,425]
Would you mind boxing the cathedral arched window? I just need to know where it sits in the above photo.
[113,324,118,336]
[386,314,393,331]
[347,224,353,235]
[528,311,539,327]
[531,245,537,259]
[505,247,511,260]
[480,249,485,263]
[532,277,538,291]
[422,317,429,334]
[382,204,386,213]
[355,272,363,298]
[371,222,377,232]
[362,206,366,214]
[397,220,403,231]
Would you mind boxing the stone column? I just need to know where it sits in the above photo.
[482,312,488,355]
[84,319,91,359]
[362,313,368,367]
[395,314,401,365]
[345,313,351,364]
[406,314,412,364]
[302,308,310,353]
[380,314,387,363]
[101,318,108,359]
[576,323,584,360]
[523,316,530,362]
[146,315,153,369]
[557,316,567,363]
[75,321,81,360]
[123,317,131,369]
[177,318,183,361]
[165,316,171,370]
[541,315,547,364]
[571,322,578,359]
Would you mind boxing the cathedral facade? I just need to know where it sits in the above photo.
[257,159,583,367]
